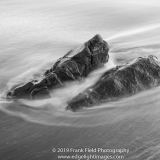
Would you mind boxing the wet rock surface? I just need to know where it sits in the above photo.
[67,55,160,111]
[6,34,109,99]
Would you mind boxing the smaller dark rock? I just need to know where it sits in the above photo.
[67,55,160,111]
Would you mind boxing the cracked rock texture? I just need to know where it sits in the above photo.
[67,55,160,111]
[6,34,109,99]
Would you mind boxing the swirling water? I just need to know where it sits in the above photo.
[1,0,160,159]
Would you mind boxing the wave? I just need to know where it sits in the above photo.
[1,25,160,127]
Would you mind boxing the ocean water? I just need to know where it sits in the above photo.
[1,0,160,159]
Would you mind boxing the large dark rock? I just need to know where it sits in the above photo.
[67,55,160,111]
[7,34,109,99]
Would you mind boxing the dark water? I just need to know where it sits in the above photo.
[1,0,160,159]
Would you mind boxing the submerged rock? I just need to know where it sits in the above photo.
[6,34,109,99]
[67,55,160,111]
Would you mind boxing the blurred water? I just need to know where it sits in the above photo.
[1,0,160,159]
